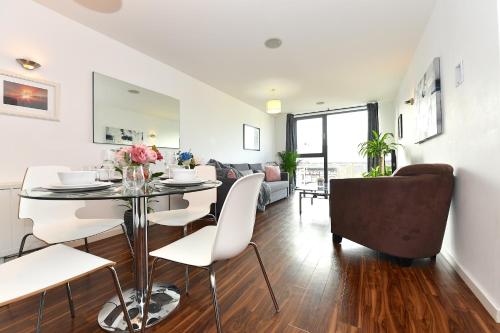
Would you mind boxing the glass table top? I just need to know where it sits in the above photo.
[20,181,222,200]
[295,184,329,193]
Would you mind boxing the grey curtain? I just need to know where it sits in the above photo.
[367,102,379,171]
[285,113,296,151]
[285,113,297,190]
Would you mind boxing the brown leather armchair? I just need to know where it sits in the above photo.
[329,164,454,266]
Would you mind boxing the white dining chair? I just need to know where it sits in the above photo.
[142,173,279,333]
[0,244,134,333]
[148,164,217,293]
[18,166,133,257]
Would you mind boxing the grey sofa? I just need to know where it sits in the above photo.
[215,163,289,214]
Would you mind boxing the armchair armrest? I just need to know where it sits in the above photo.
[280,172,289,182]
[329,174,453,258]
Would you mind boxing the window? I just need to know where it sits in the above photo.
[296,118,323,154]
[295,109,367,188]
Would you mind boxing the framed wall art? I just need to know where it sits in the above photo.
[415,57,442,143]
[397,114,403,139]
[0,71,59,121]
[243,124,260,151]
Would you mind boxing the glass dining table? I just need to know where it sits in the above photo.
[20,180,222,332]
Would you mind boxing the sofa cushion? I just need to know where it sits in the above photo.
[249,163,264,171]
[239,169,253,177]
[231,163,251,171]
[266,180,288,192]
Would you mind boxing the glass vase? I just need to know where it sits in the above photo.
[123,165,145,192]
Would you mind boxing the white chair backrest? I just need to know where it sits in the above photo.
[211,173,264,262]
[19,166,84,225]
[183,165,217,208]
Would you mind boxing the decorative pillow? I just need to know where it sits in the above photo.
[240,169,253,177]
[265,165,281,182]
[208,159,242,180]
[226,169,237,179]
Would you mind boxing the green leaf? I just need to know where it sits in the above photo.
[151,172,164,179]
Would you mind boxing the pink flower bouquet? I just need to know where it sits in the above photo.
[115,145,164,179]
[116,144,163,166]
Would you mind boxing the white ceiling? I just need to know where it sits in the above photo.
[35,0,436,114]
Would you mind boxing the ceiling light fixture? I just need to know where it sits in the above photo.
[266,89,281,114]
[266,99,282,114]
[128,89,140,94]
[16,58,41,70]
[264,38,282,49]
[316,101,325,105]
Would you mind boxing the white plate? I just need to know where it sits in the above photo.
[160,178,206,186]
[44,182,113,191]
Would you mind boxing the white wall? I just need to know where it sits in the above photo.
[378,100,396,135]
[0,0,276,185]
[394,0,500,321]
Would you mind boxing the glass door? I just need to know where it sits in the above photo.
[295,116,326,188]
[327,111,368,179]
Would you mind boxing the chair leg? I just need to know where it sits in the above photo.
[207,213,217,224]
[18,233,33,257]
[142,257,160,333]
[106,267,134,333]
[248,242,280,313]
[65,283,75,318]
[208,265,223,333]
[35,291,47,333]
[183,225,190,295]
[120,223,134,258]
[84,238,90,253]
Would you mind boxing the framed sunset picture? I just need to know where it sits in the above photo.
[0,71,59,121]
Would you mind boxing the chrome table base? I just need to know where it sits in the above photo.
[98,283,180,332]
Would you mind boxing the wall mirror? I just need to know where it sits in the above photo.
[93,72,180,148]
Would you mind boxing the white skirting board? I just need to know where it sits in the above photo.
[441,250,500,323]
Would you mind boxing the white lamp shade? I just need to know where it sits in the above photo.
[266,99,282,114]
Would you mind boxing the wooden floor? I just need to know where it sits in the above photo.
[1,194,499,333]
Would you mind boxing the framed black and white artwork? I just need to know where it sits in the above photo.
[415,57,442,143]
[397,114,403,139]
[243,124,260,151]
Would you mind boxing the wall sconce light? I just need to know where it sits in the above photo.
[149,130,157,139]
[16,58,41,70]
[405,98,415,106]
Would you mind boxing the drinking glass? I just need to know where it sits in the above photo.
[123,165,145,191]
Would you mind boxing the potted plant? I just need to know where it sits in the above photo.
[358,131,400,177]
[278,150,299,190]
